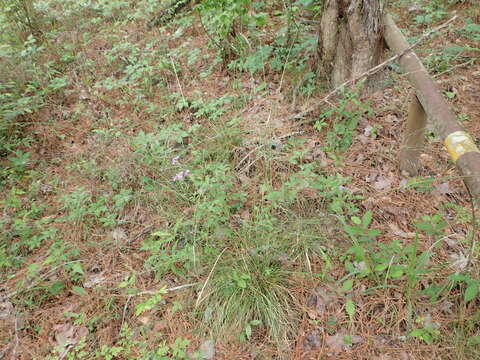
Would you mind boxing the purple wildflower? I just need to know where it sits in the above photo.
[338,185,354,194]
[172,169,190,182]
[171,156,180,165]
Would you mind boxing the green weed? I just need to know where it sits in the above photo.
[315,89,374,153]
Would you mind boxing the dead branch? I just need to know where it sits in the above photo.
[147,0,195,28]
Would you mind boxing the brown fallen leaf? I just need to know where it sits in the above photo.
[83,273,106,288]
[388,223,416,239]
[374,176,393,191]
[0,301,14,320]
[325,332,345,354]
[366,173,379,183]
[303,332,322,351]
[450,253,468,272]
[384,114,399,123]
[240,209,251,221]
[326,330,364,354]
[53,323,89,357]
[199,339,216,359]
[112,227,127,242]
[432,182,454,196]
[364,125,373,137]
[138,316,150,325]
[306,286,336,319]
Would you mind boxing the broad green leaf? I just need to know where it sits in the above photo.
[245,324,252,339]
[351,216,361,225]
[49,281,65,295]
[467,336,480,346]
[409,329,424,338]
[72,286,88,296]
[464,282,479,302]
[374,263,388,272]
[135,287,168,316]
[362,211,373,227]
[152,231,171,238]
[346,299,355,319]
[70,262,84,275]
[390,265,404,279]
[342,279,354,292]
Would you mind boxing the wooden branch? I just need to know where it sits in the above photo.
[383,13,480,201]
[399,94,427,176]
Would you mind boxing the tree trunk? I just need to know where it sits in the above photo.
[317,0,384,89]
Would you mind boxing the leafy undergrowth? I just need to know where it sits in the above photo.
[1,0,480,359]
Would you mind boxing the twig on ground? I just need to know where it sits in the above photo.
[195,248,226,308]
[278,131,304,140]
[305,250,312,276]
[433,58,477,79]
[0,260,84,302]
[170,56,186,104]
[111,283,198,297]
[240,157,261,175]
[12,312,20,358]
[465,184,478,268]
[0,342,14,359]
[290,14,458,123]
[147,0,193,28]
[236,145,264,170]
[196,10,222,51]
[122,295,133,328]
[124,225,154,245]
[136,283,198,296]
[0,305,19,360]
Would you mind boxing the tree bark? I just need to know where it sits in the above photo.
[317,0,385,89]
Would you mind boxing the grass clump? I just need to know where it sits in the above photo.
[198,249,297,346]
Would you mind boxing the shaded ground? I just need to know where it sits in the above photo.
[1,1,479,359]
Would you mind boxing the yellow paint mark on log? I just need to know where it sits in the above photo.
[445,131,479,162]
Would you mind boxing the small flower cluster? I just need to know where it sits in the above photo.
[171,156,180,165]
[171,156,190,181]
[172,169,190,181]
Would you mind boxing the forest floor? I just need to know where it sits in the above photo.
[1,1,480,359]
